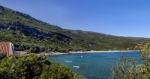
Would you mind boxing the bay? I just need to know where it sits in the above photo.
[48,51,141,79]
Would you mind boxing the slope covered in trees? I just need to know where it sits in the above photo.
[0,5,150,52]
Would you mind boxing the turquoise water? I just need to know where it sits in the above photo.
[48,52,141,79]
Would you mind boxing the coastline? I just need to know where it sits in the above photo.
[44,50,139,56]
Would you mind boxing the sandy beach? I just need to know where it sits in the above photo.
[44,50,139,56]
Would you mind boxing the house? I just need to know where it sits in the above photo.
[0,42,14,56]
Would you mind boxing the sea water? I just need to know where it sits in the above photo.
[48,52,141,79]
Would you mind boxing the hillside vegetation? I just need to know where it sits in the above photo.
[0,5,150,52]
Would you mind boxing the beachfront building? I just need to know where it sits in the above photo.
[0,42,14,56]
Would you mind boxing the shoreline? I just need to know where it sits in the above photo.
[43,50,139,56]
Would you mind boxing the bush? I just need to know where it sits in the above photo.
[111,58,136,79]
[0,54,83,79]
[111,43,150,79]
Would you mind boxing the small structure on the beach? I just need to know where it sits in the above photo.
[0,42,14,56]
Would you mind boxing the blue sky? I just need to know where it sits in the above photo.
[0,0,150,37]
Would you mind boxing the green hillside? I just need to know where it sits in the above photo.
[0,5,149,53]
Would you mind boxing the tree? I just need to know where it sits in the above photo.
[111,57,136,79]
[111,43,150,79]
[0,54,83,79]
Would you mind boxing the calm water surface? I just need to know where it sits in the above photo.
[48,52,141,79]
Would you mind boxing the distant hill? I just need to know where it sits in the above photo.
[0,5,149,53]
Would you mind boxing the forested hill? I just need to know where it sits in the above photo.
[0,5,149,53]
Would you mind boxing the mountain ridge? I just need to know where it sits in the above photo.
[0,5,149,53]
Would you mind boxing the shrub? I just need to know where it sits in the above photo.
[0,54,83,79]
[111,43,150,79]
